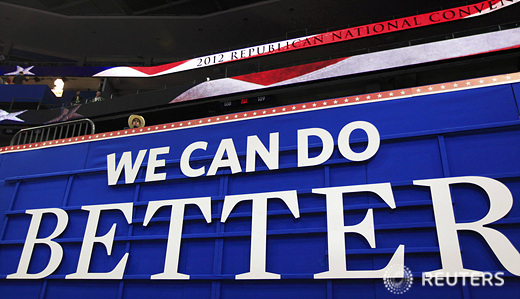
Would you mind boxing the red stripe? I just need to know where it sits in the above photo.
[130,60,189,75]
[233,58,347,86]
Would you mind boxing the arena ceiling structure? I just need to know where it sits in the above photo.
[1,0,271,16]
[1,0,517,66]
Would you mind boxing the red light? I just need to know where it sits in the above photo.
[241,99,248,104]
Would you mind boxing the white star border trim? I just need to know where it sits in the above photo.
[1,71,519,154]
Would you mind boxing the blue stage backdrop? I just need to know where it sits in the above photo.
[0,79,519,298]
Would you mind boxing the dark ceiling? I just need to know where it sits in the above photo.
[0,0,271,16]
[2,0,509,65]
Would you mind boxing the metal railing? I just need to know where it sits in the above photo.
[10,119,95,146]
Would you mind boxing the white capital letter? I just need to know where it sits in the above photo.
[145,146,170,182]
[66,203,133,279]
[143,197,212,279]
[180,141,208,177]
[246,133,279,172]
[313,183,404,279]
[107,150,147,185]
[207,138,242,176]
[7,208,68,279]
[221,190,299,279]
[297,128,334,167]
[338,121,380,161]
[415,176,520,276]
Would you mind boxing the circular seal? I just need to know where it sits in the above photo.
[383,265,413,295]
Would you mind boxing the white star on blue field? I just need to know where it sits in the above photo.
[4,66,35,76]
[0,109,27,122]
